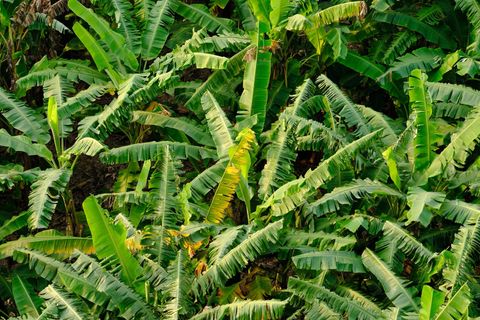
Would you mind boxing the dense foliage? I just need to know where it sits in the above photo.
[1,0,480,318]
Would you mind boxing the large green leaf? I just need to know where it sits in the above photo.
[409,69,436,172]
[17,58,109,95]
[304,130,381,189]
[362,248,419,312]
[443,215,480,293]
[378,48,444,85]
[257,130,381,216]
[238,31,272,134]
[13,249,109,307]
[58,84,111,119]
[208,226,246,265]
[381,221,435,265]
[70,252,157,319]
[12,274,42,318]
[308,179,404,215]
[258,122,296,200]
[0,211,29,240]
[163,250,191,319]
[426,81,480,107]
[287,2,367,30]
[406,187,445,227]
[72,23,111,71]
[358,105,403,146]
[102,0,141,55]
[248,0,271,28]
[439,200,480,224]
[270,0,291,28]
[338,51,385,80]
[68,0,138,70]
[82,196,142,284]
[419,285,446,320]
[77,74,150,139]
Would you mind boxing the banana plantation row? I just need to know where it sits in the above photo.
[0,0,480,319]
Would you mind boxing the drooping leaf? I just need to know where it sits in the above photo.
[455,0,480,30]
[258,122,297,200]
[0,130,52,163]
[426,81,480,107]
[71,23,111,71]
[316,74,371,137]
[40,285,89,320]
[28,169,72,229]
[0,230,93,259]
[382,221,435,265]
[0,87,49,143]
[133,111,214,147]
[102,0,142,55]
[148,145,179,265]
[190,299,287,320]
[288,277,385,319]
[308,179,404,216]
[0,211,29,240]
[292,251,365,273]
[362,248,419,312]
[373,12,455,49]
[174,1,234,33]
[100,141,217,164]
